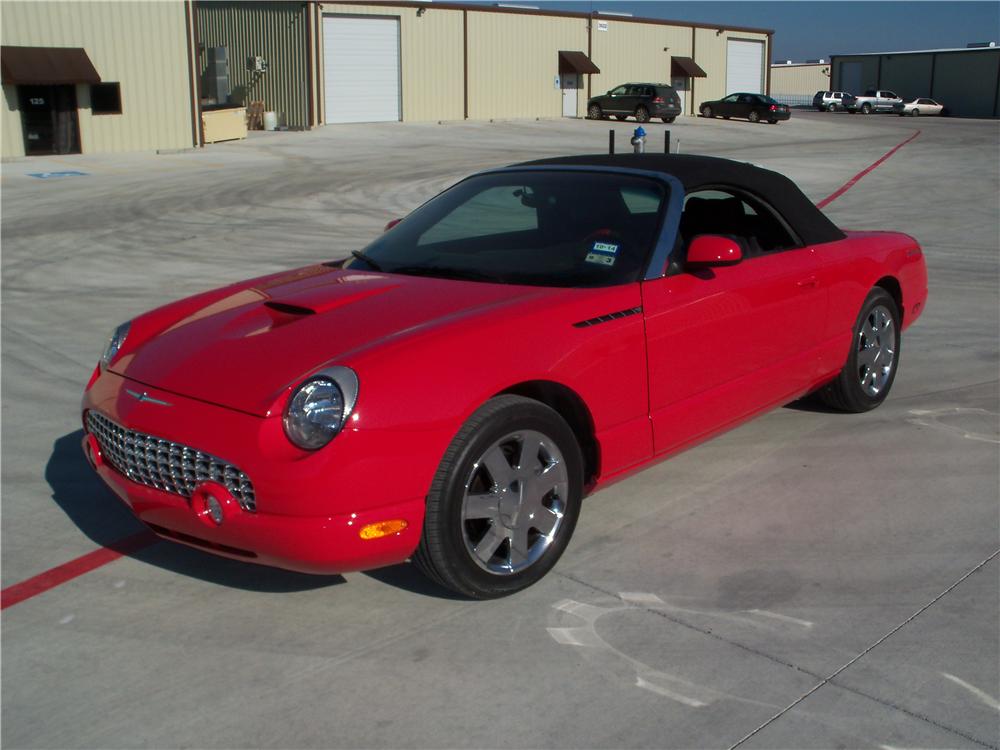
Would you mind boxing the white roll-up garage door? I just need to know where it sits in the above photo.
[323,15,401,124]
[725,39,765,95]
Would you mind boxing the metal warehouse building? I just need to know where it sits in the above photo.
[2,0,774,158]
[770,62,830,105]
[1,1,199,158]
[831,47,1000,118]
[197,1,773,128]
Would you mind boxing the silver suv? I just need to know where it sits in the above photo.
[812,91,857,111]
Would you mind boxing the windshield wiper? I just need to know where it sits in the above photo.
[350,250,383,271]
[391,265,505,284]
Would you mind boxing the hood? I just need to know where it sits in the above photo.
[112,265,545,416]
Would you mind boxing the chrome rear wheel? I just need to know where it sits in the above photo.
[857,304,896,397]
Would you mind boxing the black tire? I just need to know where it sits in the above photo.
[701,105,713,118]
[634,106,650,123]
[587,104,604,120]
[662,116,676,123]
[414,395,584,599]
[820,288,901,413]
[748,111,760,123]
[861,103,872,114]
[910,108,920,117]
[828,103,839,112]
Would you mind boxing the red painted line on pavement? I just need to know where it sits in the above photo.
[816,130,921,209]
[1,531,158,610]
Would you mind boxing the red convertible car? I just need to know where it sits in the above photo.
[82,154,928,598]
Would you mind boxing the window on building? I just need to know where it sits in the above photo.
[90,83,122,115]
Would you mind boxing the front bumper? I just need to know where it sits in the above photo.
[81,370,439,574]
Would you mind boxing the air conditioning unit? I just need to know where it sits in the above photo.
[246,56,268,73]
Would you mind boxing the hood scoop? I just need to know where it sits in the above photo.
[264,300,316,316]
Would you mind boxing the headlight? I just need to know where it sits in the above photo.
[101,321,131,366]
[283,374,353,450]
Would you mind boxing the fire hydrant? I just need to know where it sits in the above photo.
[631,126,646,154]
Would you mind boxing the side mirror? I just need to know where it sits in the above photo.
[384,218,403,232]
[686,235,743,267]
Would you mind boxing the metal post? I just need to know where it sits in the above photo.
[609,129,615,154]
[664,130,670,154]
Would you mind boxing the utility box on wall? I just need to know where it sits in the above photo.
[205,46,231,104]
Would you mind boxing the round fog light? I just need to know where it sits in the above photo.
[191,482,236,528]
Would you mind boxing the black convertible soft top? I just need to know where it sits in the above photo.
[517,154,846,246]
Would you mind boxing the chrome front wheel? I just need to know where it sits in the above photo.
[415,395,583,598]
[462,430,569,575]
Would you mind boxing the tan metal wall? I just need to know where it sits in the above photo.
[690,28,769,107]
[466,11,587,120]
[319,3,464,122]
[314,3,771,125]
[196,1,310,128]
[1,1,193,158]
[770,64,830,95]
[590,21,692,96]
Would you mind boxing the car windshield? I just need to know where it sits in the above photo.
[346,171,668,287]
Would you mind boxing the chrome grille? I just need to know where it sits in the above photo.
[86,410,256,512]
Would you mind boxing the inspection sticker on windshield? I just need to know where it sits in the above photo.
[585,241,619,266]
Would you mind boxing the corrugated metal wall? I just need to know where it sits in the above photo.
[1,0,193,158]
[196,1,309,128]
[319,3,464,123]
[318,3,768,124]
[690,28,769,107]
[467,11,588,120]
[770,64,830,95]
[591,21,682,95]
[832,50,1000,117]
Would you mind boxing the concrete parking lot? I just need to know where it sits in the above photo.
[2,111,998,749]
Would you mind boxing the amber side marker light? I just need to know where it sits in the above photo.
[359,519,409,540]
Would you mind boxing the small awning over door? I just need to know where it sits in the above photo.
[558,51,600,75]
[670,56,707,78]
[1,46,101,85]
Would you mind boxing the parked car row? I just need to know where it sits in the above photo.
[586,81,944,127]
[813,89,946,117]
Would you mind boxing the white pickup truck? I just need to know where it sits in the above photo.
[848,89,904,114]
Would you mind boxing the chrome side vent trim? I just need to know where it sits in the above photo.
[572,306,642,328]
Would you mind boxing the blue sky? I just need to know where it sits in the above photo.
[470,1,1000,62]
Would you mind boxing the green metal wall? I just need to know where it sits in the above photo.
[196,1,309,128]
[833,50,1000,117]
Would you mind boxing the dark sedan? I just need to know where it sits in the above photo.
[699,93,790,124]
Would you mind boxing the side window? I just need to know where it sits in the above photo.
[418,186,538,245]
[723,94,739,103]
[680,189,799,256]
[610,86,627,96]
[619,186,662,214]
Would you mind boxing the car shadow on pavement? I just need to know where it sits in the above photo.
[783,392,838,413]
[46,430,346,593]
[362,564,468,601]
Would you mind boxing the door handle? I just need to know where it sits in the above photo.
[797,276,818,288]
